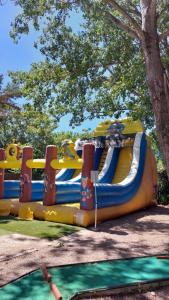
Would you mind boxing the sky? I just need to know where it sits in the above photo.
[0,1,107,133]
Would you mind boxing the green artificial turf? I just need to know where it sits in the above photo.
[1,256,169,300]
[0,227,12,236]
[0,216,80,239]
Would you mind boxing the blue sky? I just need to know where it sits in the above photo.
[0,1,107,133]
[0,2,42,75]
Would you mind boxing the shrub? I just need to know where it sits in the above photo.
[158,170,169,205]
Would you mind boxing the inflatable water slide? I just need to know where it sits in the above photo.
[0,119,157,227]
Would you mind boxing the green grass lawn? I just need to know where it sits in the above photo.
[0,216,80,239]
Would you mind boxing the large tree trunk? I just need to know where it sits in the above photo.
[141,32,169,180]
[148,64,169,180]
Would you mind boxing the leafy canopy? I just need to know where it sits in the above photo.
[0,104,56,156]
[9,1,169,128]
[0,75,21,117]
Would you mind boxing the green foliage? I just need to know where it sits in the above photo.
[4,1,169,184]
[150,131,169,204]
[150,132,169,203]
[149,130,165,171]
[158,170,169,205]
[0,104,56,157]
[0,104,56,178]
[0,103,92,178]
[0,75,21,116]
[10,0,169,128]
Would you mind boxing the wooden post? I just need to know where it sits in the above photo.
[19,146,33,202]
[80,144,95,210]
[0,149,5,199]
[43,145,57,206]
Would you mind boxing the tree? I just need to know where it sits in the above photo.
[0,104,91,178]
[0,104,56,156]
[0,102,91,156]
[0,75,21,117]
[9,1,169,178]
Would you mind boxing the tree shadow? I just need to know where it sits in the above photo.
[1,205,169,289]
[90,205,169,234]
[43,205,169,262]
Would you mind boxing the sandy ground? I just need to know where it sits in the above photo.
[0,205,169,299]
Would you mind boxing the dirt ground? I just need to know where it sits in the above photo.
[0,205,169,299]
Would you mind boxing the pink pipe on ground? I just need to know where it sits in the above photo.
[43,145,57,206]
[19,146,33,202]
[80,143,95,210]
[0,148,5,199]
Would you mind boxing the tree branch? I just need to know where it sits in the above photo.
[128,7,141,19]
[104,0,143,38]
[140,0,157,30]
[107,12,139,39]
[159,29,169,42]
[0,91,22,104]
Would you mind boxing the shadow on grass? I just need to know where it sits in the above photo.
[0,216,29,223]
[1,205,169,261]
[0,216,80,240]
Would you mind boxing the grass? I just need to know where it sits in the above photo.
[0,227,12,236]
[0,216,81,240]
